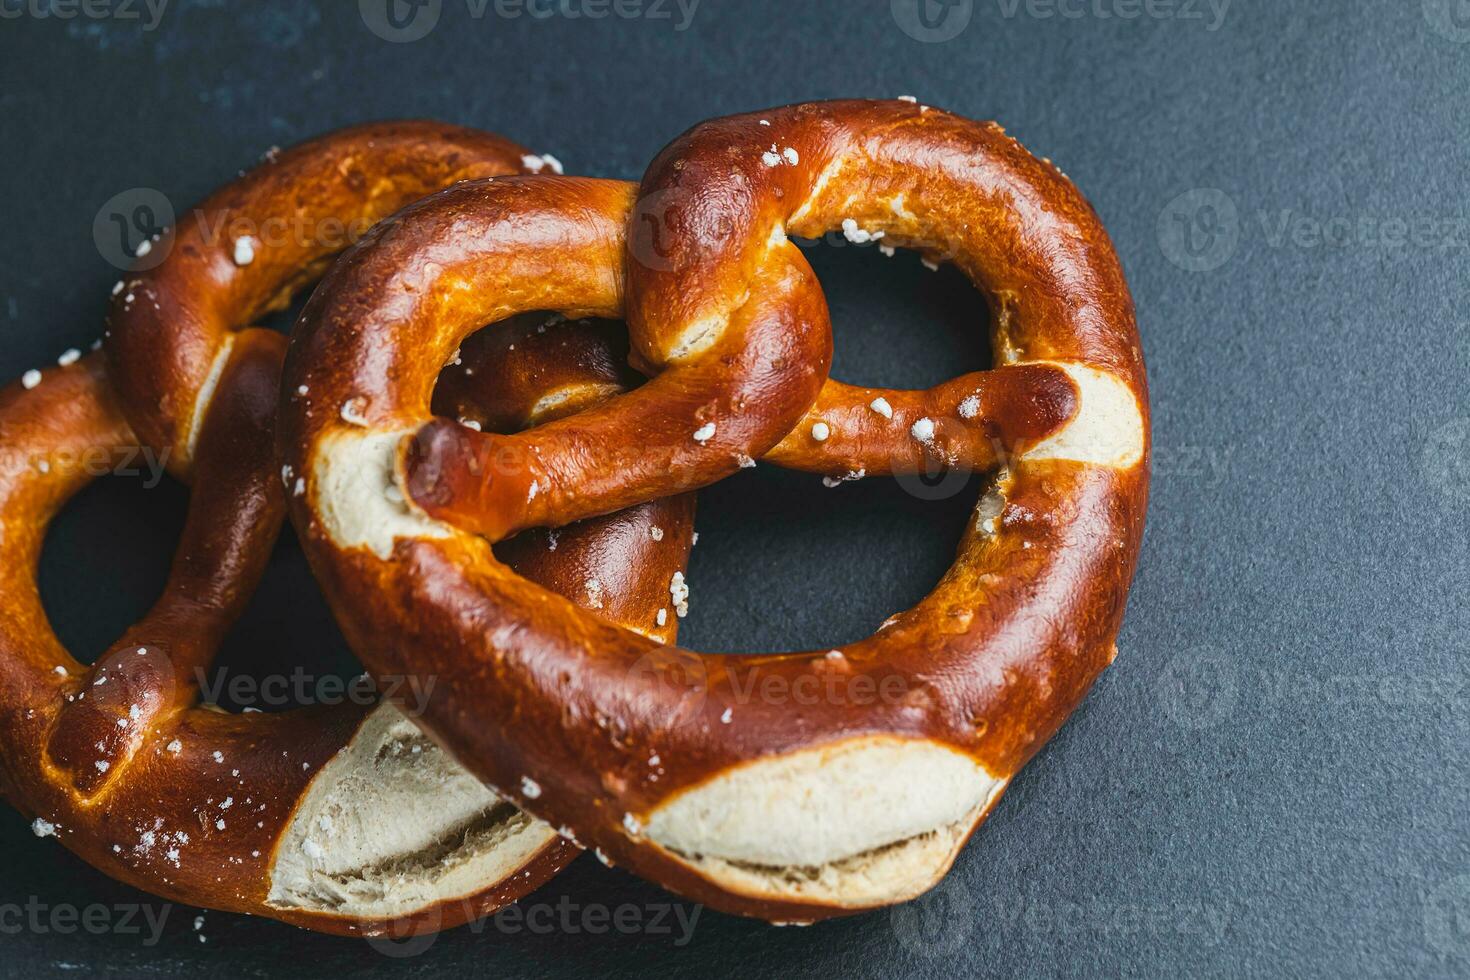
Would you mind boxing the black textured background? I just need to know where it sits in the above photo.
[1,1,1467,977]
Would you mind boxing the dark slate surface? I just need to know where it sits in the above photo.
[0,1,1466,976]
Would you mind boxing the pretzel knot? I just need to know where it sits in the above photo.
[281,100,1150,921]
[0,124,693,935]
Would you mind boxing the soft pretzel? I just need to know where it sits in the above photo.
[105,120,538,477]
[0,333,691,934]
[1,125,693,935]
[279,99,1149,922]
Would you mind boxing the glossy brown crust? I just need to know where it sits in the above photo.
[0,341,690,934]
[105,120,533,475]
[436,318,696,636]
[2,125,693,935]
[0,350,434,935]
[282,101,1149,921]
[319,175,1076,539]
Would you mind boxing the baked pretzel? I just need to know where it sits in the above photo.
[0,335,691,935]
[0,125,692,935]
[105,120,546,476]
[279,99,1149,922]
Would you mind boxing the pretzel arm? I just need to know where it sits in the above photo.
[762,365,1078,476]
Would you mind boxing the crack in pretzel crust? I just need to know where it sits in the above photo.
[651,784,1009,909]
[280,99,1152,923]
[268,704,558,919]
[640,738,1005,907]
[1021,361,1145,468]
[312,427,451,560]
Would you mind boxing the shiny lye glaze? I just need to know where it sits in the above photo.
[0,124,692,936]
[279,101,1150,922]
